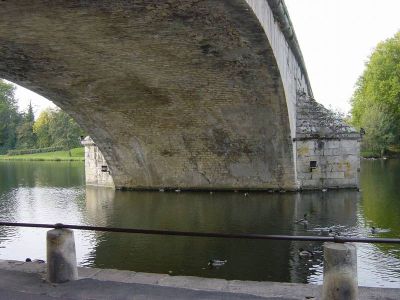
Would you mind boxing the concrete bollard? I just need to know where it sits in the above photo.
[322,242,358,300]
[47,228,78,283]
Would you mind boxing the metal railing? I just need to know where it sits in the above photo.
[0,221,399,244]
[1,220,398,298]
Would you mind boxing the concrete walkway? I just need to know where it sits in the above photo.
[0,260,398,299]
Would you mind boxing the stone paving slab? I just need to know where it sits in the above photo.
[0,260,399,299]
[0,269,291,300]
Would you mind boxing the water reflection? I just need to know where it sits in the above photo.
[360,159,400,237]
[0,161,84,190]
[86,191,297,282]
[0,160,399,287]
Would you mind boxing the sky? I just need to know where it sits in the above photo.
[8,0,400,115]
[285,0,400,113]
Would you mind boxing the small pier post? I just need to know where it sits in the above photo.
[322,242,358,300]
[46,226,78,283]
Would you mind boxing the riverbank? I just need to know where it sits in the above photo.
[0,260,398,300]
[0,147,84,161]
[361,146,400,159]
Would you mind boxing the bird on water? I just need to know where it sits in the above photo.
[295,213,308,226]
[208,259,227,268]
[298,248,313,258]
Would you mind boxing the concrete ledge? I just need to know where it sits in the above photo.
[0,260,398,299]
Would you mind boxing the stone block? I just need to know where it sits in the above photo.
[159,275,228,291]
[78,267,102,279]
[297,172,312,180]
[297,144,311,157]
[47,228,78,283]
[339,140,358,149]
[325,172,345,179]
[322,243,358,300]
[323,141,340,149]
[130,272,169,285]
[340,147,359,155]
[91,269,137,283]
[302,179,322,188]
[324,178,358,188]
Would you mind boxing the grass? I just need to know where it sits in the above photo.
[0,147,84,161]
[361,151,381,159]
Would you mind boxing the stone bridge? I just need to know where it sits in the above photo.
[0,0,360,190]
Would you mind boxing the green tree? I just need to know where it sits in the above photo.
[359,104,397,155]
[351,31,400,154]
[16,102,36,149]
[0,80,19,153]
[48,110,83,152]
[33,109,53,148]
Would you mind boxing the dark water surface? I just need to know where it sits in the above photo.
[0,160,399,287]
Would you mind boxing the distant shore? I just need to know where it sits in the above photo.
[0,147,84,161]
[1,148,398,162]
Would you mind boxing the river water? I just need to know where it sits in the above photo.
[0,159,399,287]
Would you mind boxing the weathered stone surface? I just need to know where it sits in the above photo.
[322,243,358,300]
[81,136,114,188]
[0,0,300,190]
[0,260,399,300]
[296,92,359,139]
[47,228,78,283]
[295,92,360,190]
[0,0,359,190]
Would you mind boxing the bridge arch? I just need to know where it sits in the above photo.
[0,0,302,190]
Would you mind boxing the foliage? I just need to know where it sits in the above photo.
[16,102,36,149]
[359,104,398,154]
[33,109,54,148]
[360,150,381,159]
[351,31,400,154]
[47,110,84,150]
[0,79,85,153]
[0,80,19,154]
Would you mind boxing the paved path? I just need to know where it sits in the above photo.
[0,260,398,299]
[0,270,290,300]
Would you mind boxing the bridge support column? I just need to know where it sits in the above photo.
[46,228,78,283]
[322,242,358,300]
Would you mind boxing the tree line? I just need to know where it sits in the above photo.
[0,80,84,155]
[351,31,400,156]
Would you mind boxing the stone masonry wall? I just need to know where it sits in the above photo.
[0,0,298,190]
[296,92,360,189]
[1,0,359,190]
[81,137,114,188]
[246,0,313,188]
[296,139,360,189]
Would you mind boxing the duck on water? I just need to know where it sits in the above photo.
[208,259,227,268]
[295,213,308,226]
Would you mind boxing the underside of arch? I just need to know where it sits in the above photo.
[0,0,296,190]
